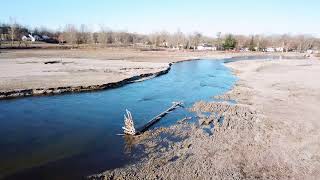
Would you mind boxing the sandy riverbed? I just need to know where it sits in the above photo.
[0,49,305,99]
[0,58,170,91]
[91,58,320,179]
[0,49,227,98]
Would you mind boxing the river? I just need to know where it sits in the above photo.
[0,58,239,179]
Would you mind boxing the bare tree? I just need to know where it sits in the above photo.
[0,27,2,49]
[2,18,320,52]
[149,32,160,47]
[254,35,262,51]
[58,33,65,44]
[303,36,316,51]
[63,24,78,46]
[79,24,89,44]
[9,17,17,47]
[234,35,248,50]
[280,34,289,52]
[258,36,269,50]
[16,25,29,47]
[158,31,169,47]
[116,32,132,45]
[97,25,109,46]
[90,32,99,44]
[171,29,186,49]
[190,32,202,50]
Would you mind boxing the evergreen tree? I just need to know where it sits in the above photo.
[223,34,237,50]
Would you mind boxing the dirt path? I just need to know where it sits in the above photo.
[91,58,320,179]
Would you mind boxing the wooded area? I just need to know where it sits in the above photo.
[1,21,319,52]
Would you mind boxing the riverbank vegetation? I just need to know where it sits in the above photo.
[1,20,320,54]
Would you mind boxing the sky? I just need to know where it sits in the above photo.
[1,0,320,37]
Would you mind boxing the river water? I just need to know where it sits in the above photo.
[1,58,240,179]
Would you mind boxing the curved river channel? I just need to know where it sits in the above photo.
[0,57,259,179]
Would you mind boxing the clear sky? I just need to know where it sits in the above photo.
[1,0,319,37]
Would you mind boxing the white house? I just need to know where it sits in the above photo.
[21,34,36,42]
[275,47,284,52]
[28,34,35,42]
[240,48,249,52]
[21,35,29,41]
[266,47,275,52]
[197,44,217,51]
[160,41,168,47]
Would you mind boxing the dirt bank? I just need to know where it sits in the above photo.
[91,58,320,179]
[0,58,171,99]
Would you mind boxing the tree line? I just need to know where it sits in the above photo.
[1,22,319,52]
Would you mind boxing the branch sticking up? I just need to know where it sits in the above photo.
[122,109,136,135]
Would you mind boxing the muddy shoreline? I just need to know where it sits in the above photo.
[90,75,264,180]
[0,64,171,99]
[91,57,320,180]
[0,58,216,100]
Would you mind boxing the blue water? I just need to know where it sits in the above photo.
[0,59,237,179]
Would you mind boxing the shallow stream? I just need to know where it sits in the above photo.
[0,56,288,179]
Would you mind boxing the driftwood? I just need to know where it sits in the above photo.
[122,109,136,135]
[122,102,183,135]
[177,117,192,124]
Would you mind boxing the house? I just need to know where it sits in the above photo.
[171,44,184,50]
[197,44,217,51]
[22,35,32,41]
[171,47,179,50]
[160,41,168,47]
[42,35,50,40]
[240,48,249,52]
[266,47,275,52]
[306,49,314,54]
[21,34,36,42]
[33,35,43,41]
[275,47,284,52]
[29,34,35,42]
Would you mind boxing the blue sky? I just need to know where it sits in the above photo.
[1,0,319,36]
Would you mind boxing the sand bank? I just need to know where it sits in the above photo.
[0,49,306,99]
[91,58,320,179]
